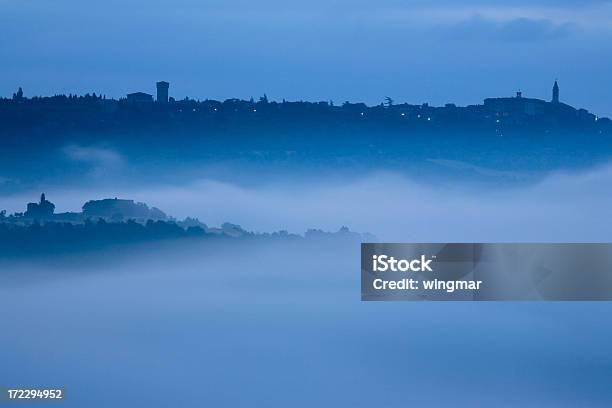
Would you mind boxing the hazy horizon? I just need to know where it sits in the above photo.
[2,0,612,116]
[4,161,612,242]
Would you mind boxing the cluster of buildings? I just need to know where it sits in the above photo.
[122,79,597,121]
[126,81,170,104]
[4,79,609,129]
[19,194,167,222]
[482,80,596,123]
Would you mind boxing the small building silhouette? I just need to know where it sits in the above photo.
[126,92,153,104]
[24,193,55,218]
[82,198,166,220]
[552,80,560,104]
[12,87,24,100]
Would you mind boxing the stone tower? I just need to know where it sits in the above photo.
[156,81,169,104]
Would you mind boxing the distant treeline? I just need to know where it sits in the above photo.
[0,219,367,257]
[2,91,610,143]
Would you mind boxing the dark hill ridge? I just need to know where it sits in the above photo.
[3,81,612,188]
[1,81,610,138]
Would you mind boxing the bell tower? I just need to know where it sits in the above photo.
[552,80,559,104]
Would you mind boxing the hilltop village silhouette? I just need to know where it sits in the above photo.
[1,80,610,136]
[0,193,369,256]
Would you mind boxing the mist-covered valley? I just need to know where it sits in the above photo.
[3,144,612,241]
[2,237,612,407]
[3,136,612,406]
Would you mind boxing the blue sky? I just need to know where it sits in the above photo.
[2,0,612,115]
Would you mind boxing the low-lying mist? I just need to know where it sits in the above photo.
[3,151,612,407]
[3,162,612,241]
[2,239,612,407]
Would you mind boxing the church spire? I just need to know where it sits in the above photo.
[552,80,559,104]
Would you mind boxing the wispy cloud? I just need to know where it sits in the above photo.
[4,162,612,243]
[63,145,123,165]
[427,159,530,179]
[62,145,125,177]
[446,14,576,41]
